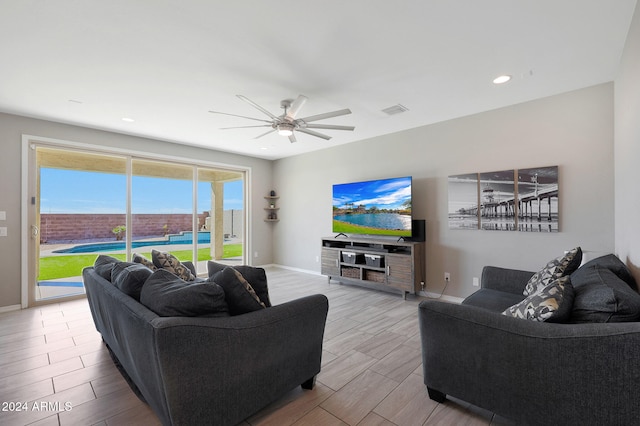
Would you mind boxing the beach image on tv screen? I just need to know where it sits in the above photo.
[332,176,412,236]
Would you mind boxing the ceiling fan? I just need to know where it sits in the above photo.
[209,95,355,143]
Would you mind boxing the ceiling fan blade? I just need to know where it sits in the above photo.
[208,110,273,124]
[304,124,355,131]
[237,95,280,120]
[288,133,297,143]
[254,128,277,139]
[299,108,352,123]
[285,95,308,121]
[219,124,272,130]
[297,128,332,140]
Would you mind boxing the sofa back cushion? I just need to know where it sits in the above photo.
[140,269,229,317]
[570,260,640,323]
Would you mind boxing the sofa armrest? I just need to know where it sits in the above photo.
[150,294,329,425]
[419,299,640,425]
[480,265,534,295]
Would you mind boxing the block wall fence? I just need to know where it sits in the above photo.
[39,211,244,243]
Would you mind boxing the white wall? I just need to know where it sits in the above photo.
[0,112,274,309]
[273,83,615,299]
[615,2,640,281]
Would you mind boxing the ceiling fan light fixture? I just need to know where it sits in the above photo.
[277,123,294,136]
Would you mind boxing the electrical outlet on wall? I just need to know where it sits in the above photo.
[444,272,450,282]
[473,277,479,287]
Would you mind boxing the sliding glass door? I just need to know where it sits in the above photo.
[131,159,195,267]
[28,142,246,305]
[35,148,127,302]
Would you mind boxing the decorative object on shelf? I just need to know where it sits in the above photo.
[265,192,279,222]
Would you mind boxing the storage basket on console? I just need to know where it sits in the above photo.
[342,251,364,264]
[364,254,385,268]
[341,266,361,279]
[364,270,386,283]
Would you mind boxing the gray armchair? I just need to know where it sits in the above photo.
[419,263,640,426]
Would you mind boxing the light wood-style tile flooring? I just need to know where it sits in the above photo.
[0,267,515,425]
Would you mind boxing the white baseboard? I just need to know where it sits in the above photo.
[0,304,22,313]
[265,264,322,276]
[417,291,464,304]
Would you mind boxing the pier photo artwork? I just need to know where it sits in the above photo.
[448,166,559,232]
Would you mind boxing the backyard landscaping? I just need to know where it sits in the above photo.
[39,244,243,280]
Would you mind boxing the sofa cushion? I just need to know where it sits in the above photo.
[111,262,154,301]
[571,254,638,291]
[523,247,582,296]
[211,266,266,315]
[504,276,574,322]
[140,269,229,317]
[207,261,271,307]
[94,255,122,281]
[462,288,525,313]
[569,265,640,323]
[132,253,156,270]
[152,249,195,281]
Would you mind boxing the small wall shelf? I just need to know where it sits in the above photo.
[264,195,279,222]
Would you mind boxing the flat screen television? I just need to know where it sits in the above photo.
[332,176,412,237]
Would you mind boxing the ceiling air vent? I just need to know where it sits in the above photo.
[381,104,409,115]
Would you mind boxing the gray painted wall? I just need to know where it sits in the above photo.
[273,83,615,299]
[0,112,273,309]
[615,2,640,282]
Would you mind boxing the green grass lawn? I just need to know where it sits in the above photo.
[332,220,411,237]
[38,244,243,281]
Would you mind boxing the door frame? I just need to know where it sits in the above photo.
[21,134,251,308]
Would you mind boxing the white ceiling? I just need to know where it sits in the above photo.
[0,1,636,160]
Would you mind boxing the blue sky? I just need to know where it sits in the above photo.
[40,168,244,214]
[333,176,412,210]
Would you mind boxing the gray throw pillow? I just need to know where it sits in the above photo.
[94,254,121,281]
[140,269,229,317]
[504,276,574,322]
[111,262,153,301]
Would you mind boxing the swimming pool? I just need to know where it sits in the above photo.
[53,231,214,254]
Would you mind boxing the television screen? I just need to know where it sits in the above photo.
[332,176,412,237]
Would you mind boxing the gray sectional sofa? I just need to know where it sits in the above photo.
[419,253,640,426]
[83,255,329,426]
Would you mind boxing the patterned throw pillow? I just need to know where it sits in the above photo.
[211,267,266,315]
[151,249,196,281]
[503,275,574,322]
[132,253,156,270]
[523,247,582,296]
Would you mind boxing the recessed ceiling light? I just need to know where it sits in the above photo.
[493,75,512,84]
[122,117,135,122]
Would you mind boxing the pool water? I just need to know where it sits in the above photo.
[53,231,214,254]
